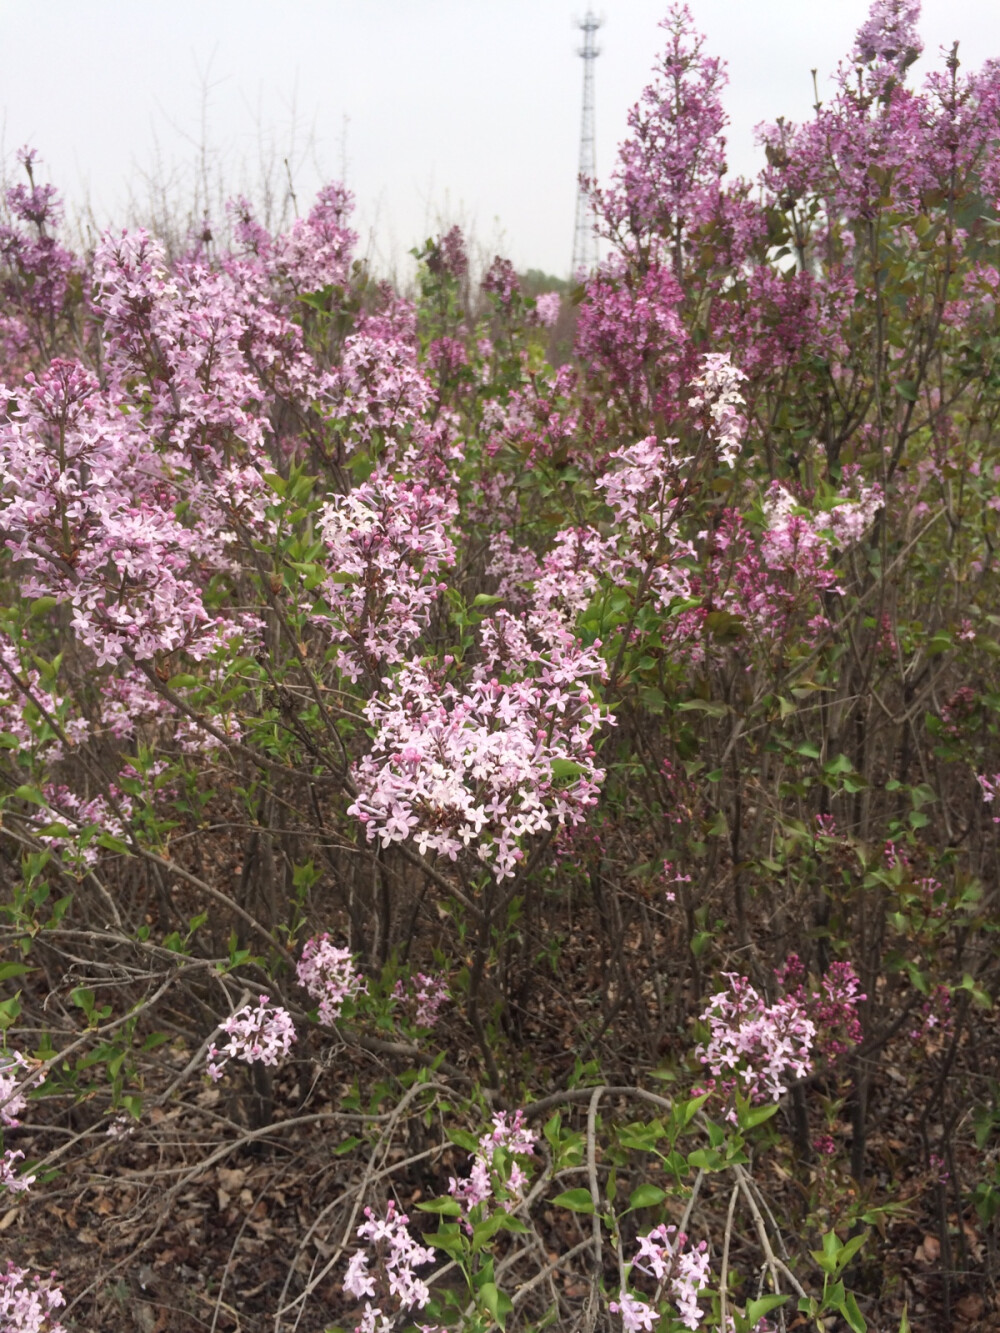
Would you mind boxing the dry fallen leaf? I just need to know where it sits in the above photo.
[955,1292,984,1321]
[915,1233,941,1263]
[217,1167,246,1192]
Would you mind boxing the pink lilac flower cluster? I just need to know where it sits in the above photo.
[0,148,77,373]
[315,469,458,682]
[349,615,608,879]
[447,1109,537,1214]
[425,225,468,279]
[296,935,365,1025]
[698,962,865,1117]
[392,972,450,1029]
[481,256,520,311]
[28,783,132,869]
[0,1149,34,1194]
[534,291,562,328]
[0,635,89,766]
[696,973,817,1113]
[611,1224,711,1332]
[206,996,296,1081]
[343,1200,437,1333]
[0,1263,66,1333]
[776,956,865,1059]
[976,773,1000,823]
[0,1052,40,1196]
[0,1051,33,1128]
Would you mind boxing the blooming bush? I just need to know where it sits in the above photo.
[1,1,1000,1328]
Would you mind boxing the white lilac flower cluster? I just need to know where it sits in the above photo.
[206,995,296,1082]
[688,350,748,468]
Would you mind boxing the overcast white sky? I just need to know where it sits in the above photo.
[0,1,997,278]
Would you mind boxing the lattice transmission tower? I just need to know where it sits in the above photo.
[572,10,602,275]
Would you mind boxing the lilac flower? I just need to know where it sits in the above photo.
[610,1290,657,1331]
[0,1263,66,1333]
[206,996,296,1081]
[688,351,747,468]
[344,1201,436,1332]
[535,291,562,328]
[0,1149,34,1194]
[348,616,608,880]
[296,936,365,1025]
[448,1109,537,1213]
[392,972,450,1029]
[0,1051,33,1128]
[696,973,816,1113]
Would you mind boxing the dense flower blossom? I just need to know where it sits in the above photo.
[481,256,520,311]
[535,291,561,328]
[206,996,296,1081]
[592,4,728,268]
[610,1291,657,1332]
[316,467,457,681]
[344,1201,436,1331]
[425,224,468,279]
[698,964,864,1116]
[448,1109,536,1212]
[697,973,817,1110]
[348,617,608,879]
[392,972,450,1028]
[853,0,922,73]
[688,351,747,467]
[0,1263,66,1333]
[296,936,365,1025]
[633,1225,711,1330]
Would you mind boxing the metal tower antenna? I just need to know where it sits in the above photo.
[572,10,602,276]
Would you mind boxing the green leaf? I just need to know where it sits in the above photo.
[841,1290,867,1332]
[426,1228,468,1259]
[550,759,585,781]
[97,832,132,855]
[552,1188,595,1214]
[682,1092,711,1125]
[0,993,21,1029]
[686,1148,723,1170]
[471,593,503,608]
[836,1231,869,1271]
[746,1295,789,1323]
[740,1101,780,1129]
[447,1127,481,1152]
[479,1281,512,1326]
[12,785,47,807]
[0,962,33,983]
[628,1184,666,1209]
[417,1196,463,1215]
[677,699,730,717]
